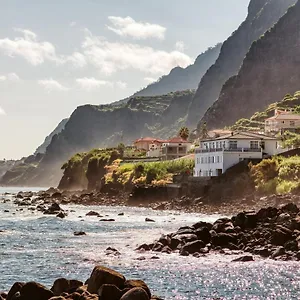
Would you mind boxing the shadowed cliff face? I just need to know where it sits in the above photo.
[0,91,194,187]
[187,0,297,128]
[201,1,300,130]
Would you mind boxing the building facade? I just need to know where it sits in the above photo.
[194,132,282,177]
[265,109,300,133]
[161,137,192,160]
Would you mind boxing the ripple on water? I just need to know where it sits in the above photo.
[1,192,300,299]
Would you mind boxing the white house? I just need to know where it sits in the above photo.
[194,132,284,177]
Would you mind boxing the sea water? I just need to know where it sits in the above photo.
[0,187,300,299]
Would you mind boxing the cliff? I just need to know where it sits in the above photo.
[35,118,68,154]
[0,91,194,187]
[134,44,222,97]
[187,0,297,127]
[0,160,16,180]
[201,1,300,129]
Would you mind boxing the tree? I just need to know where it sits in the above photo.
[199,122,209,140]
[117,143,125,157]
[179,126,189,140]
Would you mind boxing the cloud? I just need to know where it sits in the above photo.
[69,21,77,27]
[0,72,20,81]
[38,79,69,92]
[107,16,166,40]
[0,106,6,115]
[144,77,157,84]
[175,41,186,52]
[116,81,127,89]
[0,28,61,65]
[67,52,87,68]
[76,77,112,91]
[82,31,192,75]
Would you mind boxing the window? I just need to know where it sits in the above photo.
[208,157,211,163]
[212,156,215,163]
[229,141,238,149]
[250,141,259,149]
[223,141,226,148]
[290,121,295,127]
[216,156,220,163]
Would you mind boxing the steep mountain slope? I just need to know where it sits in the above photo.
[187,0,297,127]
[201,1,300,130]
[35,118,68,154]
[134,44,222,97]
[0,91,194,187]
[0,160,16,179]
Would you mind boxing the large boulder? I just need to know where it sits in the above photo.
[51,278,83,296]
[120,287,149,300]
[87,266,125,294]
[7,282,25,300]
[124,280,151,299]
[19,282,53,300]
[98,284,122,300]
[180,240,205,254]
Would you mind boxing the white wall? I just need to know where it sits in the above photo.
[223,152,262,171]
[194,151,223,177]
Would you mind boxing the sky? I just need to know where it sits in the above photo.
[0,0,250,159]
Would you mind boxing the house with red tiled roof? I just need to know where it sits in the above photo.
[134,137,163,151]
[265,109,300,133]
[134,136,192,160]
[161,137,192,160]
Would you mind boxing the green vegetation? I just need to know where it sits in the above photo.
[179,126,189,140]
[231,91,300,131]
[281,131,300,149]
[107,158,195,186]
[250,155,300,195]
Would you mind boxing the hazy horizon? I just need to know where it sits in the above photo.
[0,0,250,159]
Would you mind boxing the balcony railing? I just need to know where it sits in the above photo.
[195,147,262,154]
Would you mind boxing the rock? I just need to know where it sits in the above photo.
[44,203,63,215]
[118,213,124,216]
[124,280,151,299]
[271,226,292,246]
[180,240,205,254]
[87,266,126,294]
[194,227,211,244]
[19,282,54,300]
[145,218,155,222]
[86,211,100,217]
[135,244,151,251]
[271,246,285,259]
[277,213,291,223]
[211,233,237,247]
[7,282,25,300]
[232,255,254,262]
[120,287,149,300]
[74,232,86,236]
[56,212,66,219]
[99,219,115,222]
[172,233,198,244]
[280,203,299,214]
[51,278,83,296]
[98,284,122,300]
[152,242,164,252]
[105,247,121,256]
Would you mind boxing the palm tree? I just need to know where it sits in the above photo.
[179,126,189,140]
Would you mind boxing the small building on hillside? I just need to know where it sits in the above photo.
[161,137,192,160]
[265,109,300,133]
[134,137,161,151]
[194,131,283,177]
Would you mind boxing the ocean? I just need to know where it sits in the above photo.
[1,187,300,299]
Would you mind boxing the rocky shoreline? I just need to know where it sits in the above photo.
[6,187,300,216]
[0,265,162,300]
[136,202,300,261]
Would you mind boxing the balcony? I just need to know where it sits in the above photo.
[195,147,262,154]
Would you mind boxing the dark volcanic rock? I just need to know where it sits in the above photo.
[120,287,149,300]
[19,282,53,300]
[232,255,254,262]
[87,265,125,294]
